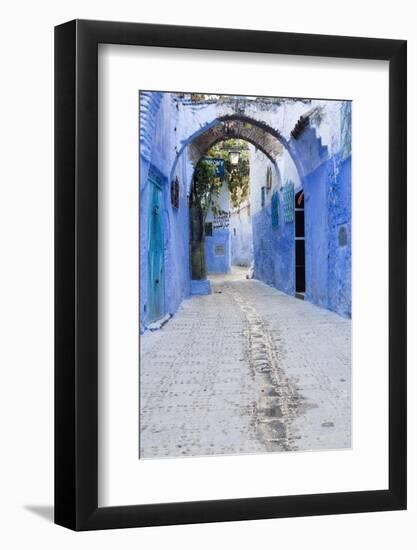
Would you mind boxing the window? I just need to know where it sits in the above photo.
[266,166,272,190]
[261,186,266,207]
[170,176,179,208]
[283,182,294,223]
[271,192,279,228]
[205,222,213,236]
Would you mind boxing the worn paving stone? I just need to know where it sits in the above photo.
[140,268,351,459]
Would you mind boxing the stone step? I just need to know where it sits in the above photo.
[190,279,212,295]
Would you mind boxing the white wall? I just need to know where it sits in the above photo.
[0,1,415,549]
[230,202,254,267]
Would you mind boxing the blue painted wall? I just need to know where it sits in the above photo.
[252,206,275,287]
[304,161,330,308]
[139,92,193,332]
[327,154,352,317]
[273,207,296,296]
[163,154,192,316]
[205,229,230,274]
[251,187,295,294]
[304,153,351,316]
[250,145,351,318]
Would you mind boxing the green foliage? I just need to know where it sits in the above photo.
[191,158,223,219]
[189,139,250,278]
[212,140,249,208]
[192,139,250,212]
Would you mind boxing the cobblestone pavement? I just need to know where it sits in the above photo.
[140,268,351,459]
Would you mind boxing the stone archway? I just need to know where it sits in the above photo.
[187,118,284,164]
[186,128,282,287]
[170,112,304,189]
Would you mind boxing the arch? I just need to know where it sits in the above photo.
[169,114,305,186]
[188,133,284,282]
[188,118,283,163]
[169,105,322,304]
[192,133,277,165]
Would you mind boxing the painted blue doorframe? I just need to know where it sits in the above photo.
[147,167,165,324]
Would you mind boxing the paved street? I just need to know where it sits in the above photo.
[140,268,351,459]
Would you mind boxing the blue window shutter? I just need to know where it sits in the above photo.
[283,182,294,223]
[271,192,279,228]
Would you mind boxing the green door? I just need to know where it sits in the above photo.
[147,170,165,324]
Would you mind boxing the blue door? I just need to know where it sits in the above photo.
[147,170,165,324]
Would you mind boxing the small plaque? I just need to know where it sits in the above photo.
[214,244,225,256]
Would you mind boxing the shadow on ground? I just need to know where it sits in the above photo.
[24,505,54,523]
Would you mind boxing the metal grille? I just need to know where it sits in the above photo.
[283,182,294,223]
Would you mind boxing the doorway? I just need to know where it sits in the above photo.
[295,189,305,298]
[147,169,165,323]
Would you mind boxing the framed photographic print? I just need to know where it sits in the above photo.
[55,20,406,530]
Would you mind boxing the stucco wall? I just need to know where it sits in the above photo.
[326,154,352,317]
[230,203,253,267]
[205,182,231,274]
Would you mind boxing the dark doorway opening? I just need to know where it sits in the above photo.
[295,189,305,298]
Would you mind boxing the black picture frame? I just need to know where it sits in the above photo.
[55,19,407,531]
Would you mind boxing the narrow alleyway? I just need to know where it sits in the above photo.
[140,268,351,459]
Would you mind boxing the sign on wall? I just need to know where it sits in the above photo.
[203,157,225,179]
[213,212,230,230]
[214,244,225,256]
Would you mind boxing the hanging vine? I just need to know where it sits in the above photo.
[189,139,250,280]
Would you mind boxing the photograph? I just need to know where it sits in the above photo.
[139,91,352,459]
